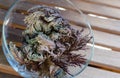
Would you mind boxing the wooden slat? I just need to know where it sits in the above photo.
[0,1,120,77]
[1,7,120,36]
[1,22,120,74]
[1,0,120,36]
[1,24,120,75]
[0,9,26,29]
[27,0,120,19]
[1,65,120,78]
[1,50,120,78]
[74,25,120,72]
[1,28,120,76]
[84,0,120,8]
[63,9,120,50]
[1,35,120,74]
[72,0,120,19]
[24,0,120,20]
[0,6,120,51]
[73,25,120,51]
[0,43,20,76]
[0,49,9,66]
[87,15,120,35]
[0,64,20,77]
[92,48,120,67]
[0,26,22,42]
[0,47,120,78]
[1,23,120,75]
[1,63,120,78]
[77,67,120,78]
[90,61,120,73]
[2,0,119,62]
[94,30,120,51]
[90,47,120,73]
[0,0,15,7]
[61,10,120,35]
[0,72,21,78]
[1,0,120,20]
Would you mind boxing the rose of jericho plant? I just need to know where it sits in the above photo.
[9,5,92,78]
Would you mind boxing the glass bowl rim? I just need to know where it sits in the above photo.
[2,0,94,77]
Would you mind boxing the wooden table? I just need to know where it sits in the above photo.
[0,0,120,78]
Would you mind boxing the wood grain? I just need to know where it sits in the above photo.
[0,0,120,77]
[83,0,120,8]
[91,47,120,69]
[0,64,20,77]
[61,10,120,35]
[0,72,21,78]
[0,7,120,51]
[0,0,120,68]
[1,63,120,78]
[94,30,120,51]
[1,50,120,78]
[27,0,120,19]
[1,0,120,19]
[0,37,120,75]
[73,25,120,51]
[77,67,120,78]
[72,0,120,19]
[1,0,120,35]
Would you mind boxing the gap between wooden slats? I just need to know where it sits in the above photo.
[0,0,120,35]
[0,3,120,51]
[28,0,120,20]
[1,26,120,76]
[1,32,120,74]
[78,67,120,78]
[60,10,120,35]
[1,64,120,78]
[0,5,120,50]
[0,14,119,72]
[1,46,120,77]
[1,0,120,20]
[1,15,120,52]
[0,18,120,75]
[1,7,120,36]
[0,28,120,74]
[0,7,119,70]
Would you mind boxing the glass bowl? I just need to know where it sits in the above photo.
[2,0,94,78]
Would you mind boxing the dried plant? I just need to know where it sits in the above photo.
[9,5,92,78]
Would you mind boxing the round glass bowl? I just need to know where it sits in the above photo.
[2,0,94,78]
